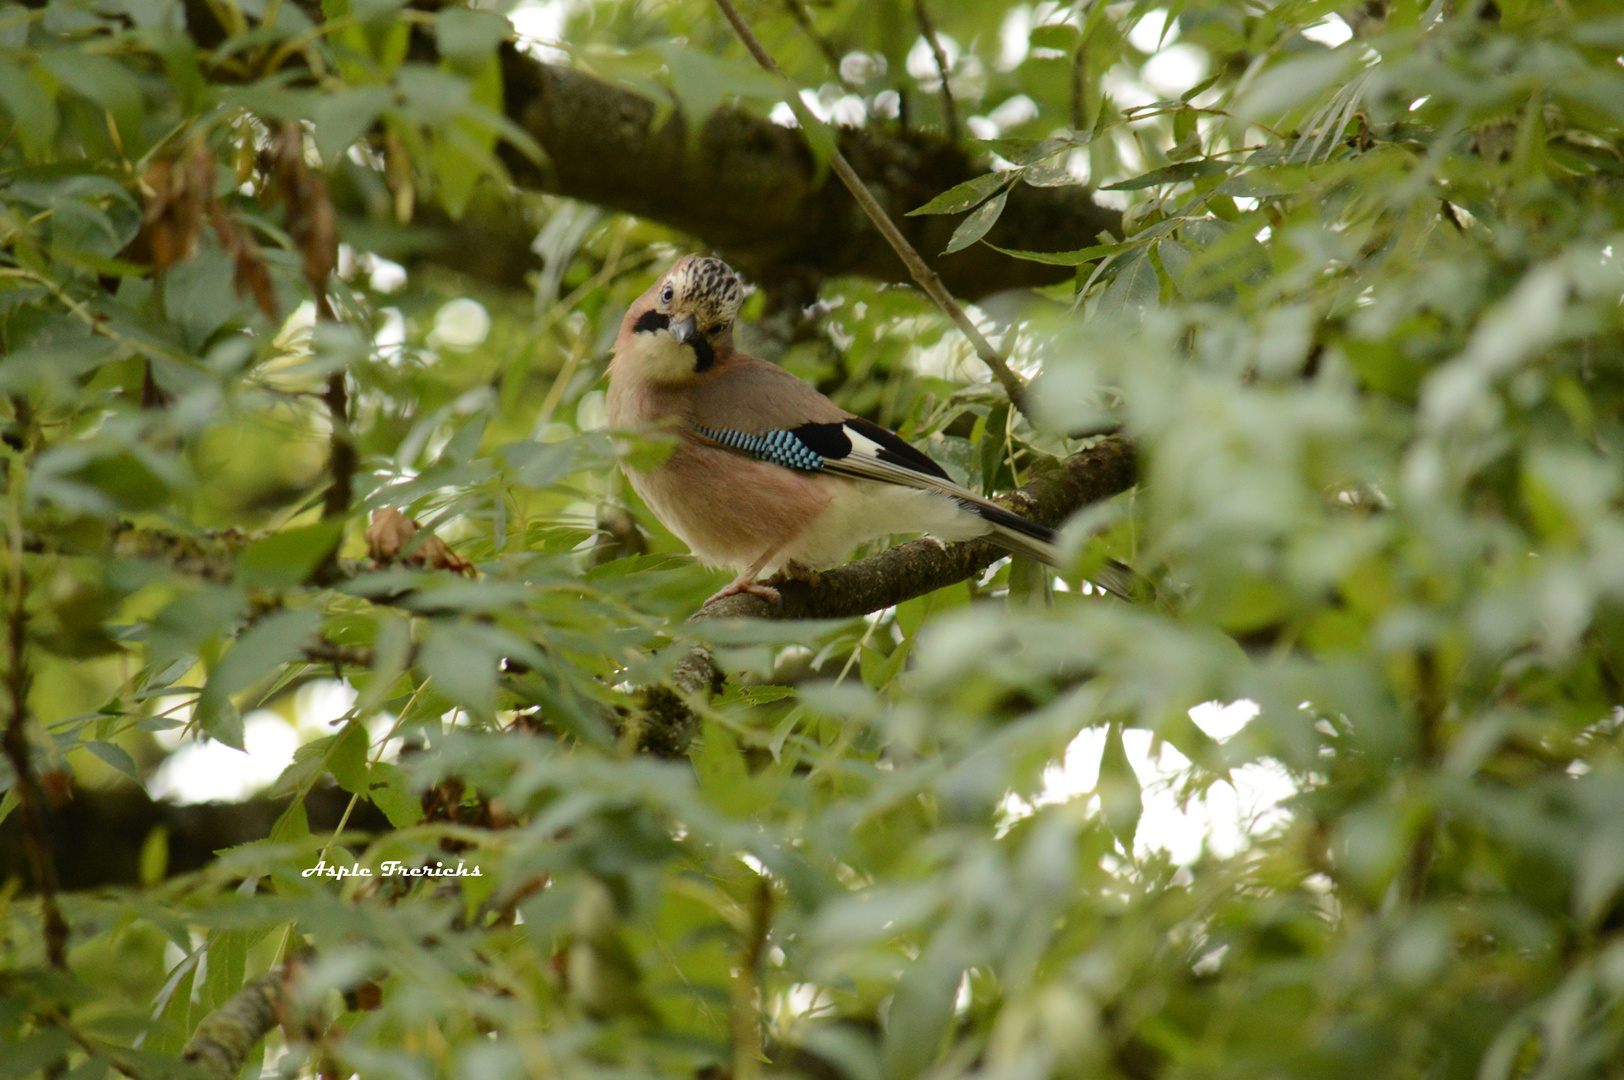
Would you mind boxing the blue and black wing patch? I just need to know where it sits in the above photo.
[692,419,955,481]
[693,423,829,471]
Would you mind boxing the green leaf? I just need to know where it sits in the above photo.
[986,239,1133,265]
[653,42,782,143]
[977,135,1074,165]
[1234,50,1354,123]
[367,761,421,827]
[907,172,1012,216]
[1028,24,1079,50]
[195,609,323,747]
[164,248,242,348]
[85,739,139,781]
[353,612,412,719]
[199,929,248,1016]
[418,621,499,714]
[1100,158,1231,190]
[312,85,392,164]
[139,824,169,887]
[1155,238,1196,299]
[39,50,141,133]
[145,950,199,1057]
[436,7,508,66]
[1095,249,1159,317]
[881,933,966,1079]
[0,60,57,155]
[1097,722,1142,848]
[235,520,345,590]
[328,720,371,795]
[943,190,1008,254]
[271,799,309,842]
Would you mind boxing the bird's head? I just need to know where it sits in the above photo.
[616,256,744,382]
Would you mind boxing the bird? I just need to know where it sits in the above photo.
[605,255,1123,607]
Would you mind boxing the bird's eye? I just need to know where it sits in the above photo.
[708,324,724,338]
[660,285,674,303]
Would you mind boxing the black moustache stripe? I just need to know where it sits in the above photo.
[633,310,668,334]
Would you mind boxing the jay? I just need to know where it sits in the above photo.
[606,255,1111,606]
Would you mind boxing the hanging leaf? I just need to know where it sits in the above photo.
[1095,248,1159,316]
[1097,723,1142,848]
[943,190,1008,254]
[1100,158,1231,190]
[907,171,1012,216]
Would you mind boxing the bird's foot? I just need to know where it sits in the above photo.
[703,579,781,608]
[773,561,822,587]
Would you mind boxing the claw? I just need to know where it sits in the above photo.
[704,580,782,607]
[775,561,821,587]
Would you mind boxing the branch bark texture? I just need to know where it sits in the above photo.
[496,51,1121,301]
[181,970,285,1080]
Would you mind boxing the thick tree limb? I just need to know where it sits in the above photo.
[0,784,388,890]
[495,51,1121,301]
[175,0,1121,301]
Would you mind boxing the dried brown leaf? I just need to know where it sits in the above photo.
[366,508,476,577]
[207,199,279,320]
[269,122,339,291]
[139,149,211,271]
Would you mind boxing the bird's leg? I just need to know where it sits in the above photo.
[704,547,785,607]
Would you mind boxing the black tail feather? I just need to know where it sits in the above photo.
[960,499,1147,601]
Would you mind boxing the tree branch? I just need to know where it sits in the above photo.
[10,439,1136,872]
[644,436,1137,736]
[174,0,1120,303]
[783,0,851,88]
[494,51,1121,302]
[181,968,286,1080]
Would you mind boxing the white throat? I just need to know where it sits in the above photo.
[626,328,698,382]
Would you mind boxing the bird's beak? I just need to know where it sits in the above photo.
[669,315,696,345]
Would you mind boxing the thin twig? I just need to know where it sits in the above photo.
[2,400,68,973]
[912,0,959,142]
[783,0,851,88]
[2,399,69,1080]
[732,873,774,1080]
[0,572,67,970]
[321,375,356,518]
[1404,648,1445,903]
[316,293,356,521]
[1070,38,1087,131]
[710,0,1031,416]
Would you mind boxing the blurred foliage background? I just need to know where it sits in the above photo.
[3,0,1624,1077]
